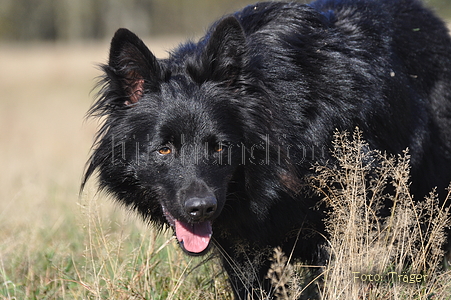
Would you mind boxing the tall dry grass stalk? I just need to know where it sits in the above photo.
[309,128,451,299]
[264,128,451,299]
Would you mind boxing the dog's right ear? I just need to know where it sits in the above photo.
[107,28,163,105]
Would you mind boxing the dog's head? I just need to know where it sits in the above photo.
[83,17,294,255]
[83,17,245,255]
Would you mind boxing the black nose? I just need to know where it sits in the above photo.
[184,196,217,222]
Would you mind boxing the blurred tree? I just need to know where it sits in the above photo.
[0,0,154,41]
[0,0,448,41]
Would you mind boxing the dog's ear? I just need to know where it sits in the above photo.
[189,16,247,86]
[108,28,163,105]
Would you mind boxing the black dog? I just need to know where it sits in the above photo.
[83,0,451,298]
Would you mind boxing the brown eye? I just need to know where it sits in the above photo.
[158,147,172,155]
[214,143,224,152]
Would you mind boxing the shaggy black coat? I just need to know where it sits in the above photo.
[83,0,451,298]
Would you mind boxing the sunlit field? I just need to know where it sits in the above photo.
[1,37,451,299]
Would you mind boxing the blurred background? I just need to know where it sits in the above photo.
[0,0,450,298]
[0,0,255,41]
[0,0,450,41]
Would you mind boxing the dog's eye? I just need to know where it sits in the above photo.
[158,147,172,155]
[214,143,226,153]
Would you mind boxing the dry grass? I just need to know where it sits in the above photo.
[315,129,451,299]
[263,129,451,299]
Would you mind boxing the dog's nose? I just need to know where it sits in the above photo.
[184,196,217,222]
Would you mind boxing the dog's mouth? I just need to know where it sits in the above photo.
[162,206,212,255]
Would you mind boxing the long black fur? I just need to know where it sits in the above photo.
[83,0,451,298]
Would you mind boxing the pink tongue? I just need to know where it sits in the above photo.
[174,220,212,253]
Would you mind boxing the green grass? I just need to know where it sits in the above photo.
[0,188,231,299]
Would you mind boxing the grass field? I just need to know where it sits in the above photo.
[1,39,451,300]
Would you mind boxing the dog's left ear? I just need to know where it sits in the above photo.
[189,16,247,86]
